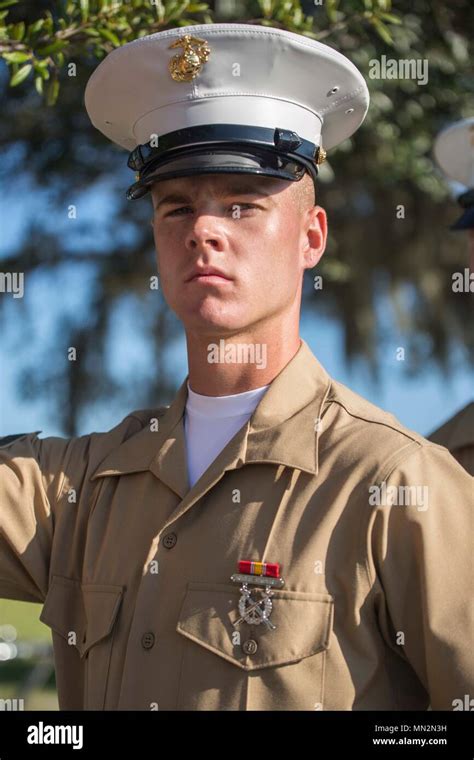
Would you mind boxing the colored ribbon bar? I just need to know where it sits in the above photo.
[238,560,280,578]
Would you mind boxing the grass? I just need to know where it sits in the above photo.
[0,683,59,710]
[0,599,58,710]
[0,600,52,641]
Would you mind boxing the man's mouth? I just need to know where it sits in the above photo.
[185,267,233,283]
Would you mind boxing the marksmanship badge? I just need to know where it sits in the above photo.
[231,560,284,632]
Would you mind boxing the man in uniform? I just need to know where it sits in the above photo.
[0,24,472,711]
[428,117,474,475]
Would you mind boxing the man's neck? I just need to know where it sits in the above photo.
[185,330,302,397]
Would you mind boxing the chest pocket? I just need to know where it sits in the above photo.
[39,575,123,710]
[176,581,334,710]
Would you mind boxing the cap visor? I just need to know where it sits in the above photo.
[127,148,309,200]
[450,206,474,230]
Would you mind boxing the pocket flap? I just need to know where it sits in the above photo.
[81,582,124,654]
[176,581,334,671]
[40,575,123,658]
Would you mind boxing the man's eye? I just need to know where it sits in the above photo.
[166,203,256,217]
[167,206,192,216]
[232,204,256,212]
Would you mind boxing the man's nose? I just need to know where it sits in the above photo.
[185,209,227,250]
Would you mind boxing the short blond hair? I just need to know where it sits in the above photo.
[293,171,316,213]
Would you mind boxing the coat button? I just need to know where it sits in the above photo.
[141,632,155,650]
[162,532,177,549]
[243,639,258,655]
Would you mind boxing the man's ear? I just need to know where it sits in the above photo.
[302,205,327,270]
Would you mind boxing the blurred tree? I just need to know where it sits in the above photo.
[0,0,472,434]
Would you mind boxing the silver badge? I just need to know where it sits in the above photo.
[230,573,284,631]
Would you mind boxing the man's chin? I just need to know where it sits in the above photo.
[180,311,251,337]
[177,298,236,326]
[184,321,248,337]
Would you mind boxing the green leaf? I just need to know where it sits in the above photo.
[10,21,25,40]
[45,75,59,106]
[0,0,18,8]
[34,74,43,94]
[80,0,89,21]
[33,59,50,78]
[151,0,166,20]
[84,27,100,36]
[53,51,65,67]
[28,18,45,35]
[98,28,120,46]
[370,17,393,45]
[37,40,67,55]
[10,62,32,86]
[379,12,402,24]
[326,0,338,23]
[42,16,54,34]
[259,0,273,18]
[3,51,31,62]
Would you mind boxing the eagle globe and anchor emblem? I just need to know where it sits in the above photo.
[168,35,211,82]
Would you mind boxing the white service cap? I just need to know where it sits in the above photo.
[434,117,474,189]
[84,23,370,201]
[434,117,474,230]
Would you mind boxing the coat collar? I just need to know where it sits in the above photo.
[90,339,332,503]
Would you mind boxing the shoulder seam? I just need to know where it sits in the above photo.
[327,394,423,444]
[380,441,466,484]
[374,440,423,485]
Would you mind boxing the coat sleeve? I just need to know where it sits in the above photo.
[0,431,91,604]
[365,442,474,710]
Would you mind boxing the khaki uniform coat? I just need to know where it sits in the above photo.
[428,401,474,476]
[1,340,473,710]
